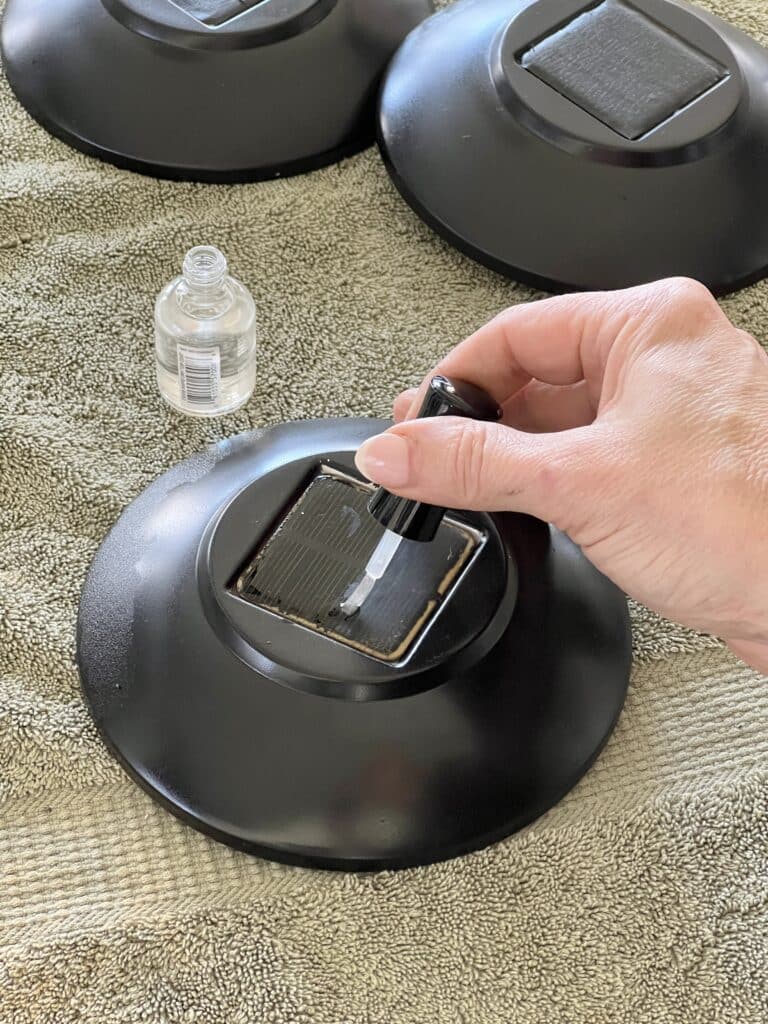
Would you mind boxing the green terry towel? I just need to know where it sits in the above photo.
[0,1,766,1020]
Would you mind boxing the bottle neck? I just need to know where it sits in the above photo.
[178,245,233,319]
[177,279,232,319]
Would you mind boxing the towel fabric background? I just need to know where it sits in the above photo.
[1,1,766,1020]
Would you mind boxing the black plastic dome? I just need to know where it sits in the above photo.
[77,421,632,870]
[1,0,432,181]
[378,0,768,294]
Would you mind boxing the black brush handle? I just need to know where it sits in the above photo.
[367,375,502,541]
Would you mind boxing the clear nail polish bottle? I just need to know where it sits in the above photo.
[154,245,256,417]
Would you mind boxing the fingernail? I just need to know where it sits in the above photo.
[355,433,411,488]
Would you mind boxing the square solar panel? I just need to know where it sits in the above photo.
[232,470,483,662]
[520,0,727,139]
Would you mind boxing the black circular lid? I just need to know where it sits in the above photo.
[1,0,432,181]
[77,419,632,870]
[378,0,768,294]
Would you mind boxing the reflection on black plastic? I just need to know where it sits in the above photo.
[169,0,263,28]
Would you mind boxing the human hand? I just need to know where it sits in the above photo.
[355,279,768,674]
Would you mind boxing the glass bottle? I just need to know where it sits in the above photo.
[154,245,256,417]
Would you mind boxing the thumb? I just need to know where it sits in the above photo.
[355,416,606,526]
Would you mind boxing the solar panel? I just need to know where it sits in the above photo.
[232,470,483,662]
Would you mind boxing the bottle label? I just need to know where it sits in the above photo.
[177,345,221,409]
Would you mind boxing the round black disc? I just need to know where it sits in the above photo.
[378,0,768,295]
[1,0,432,182]
[77,420,632,870]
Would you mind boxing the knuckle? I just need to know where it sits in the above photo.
[527,455,564,509]
[664,276,719,313]
[544,435,620,533]
[450,420,489,507]
[730,328,764,358]
[491,304,525,343]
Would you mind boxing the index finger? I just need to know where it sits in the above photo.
[404,279,699,418]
